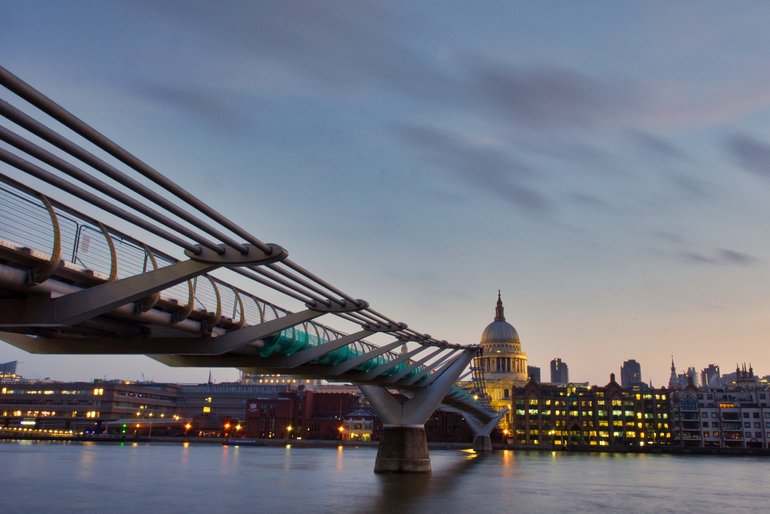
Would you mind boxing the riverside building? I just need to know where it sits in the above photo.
[670,366,770,449]
[0,379,180,433]
[509,374,672,449]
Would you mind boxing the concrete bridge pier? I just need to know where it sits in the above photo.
[469,409,508,452]
[472,434,493,452]
[360,349,476,473]
[443,405,507,453]
[374,424,431,473]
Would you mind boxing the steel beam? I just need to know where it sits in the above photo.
[400,349,459,386]
[0,308,325,355]
[361,345,426,381]
[383,347,445,384]
[326,339,404,376]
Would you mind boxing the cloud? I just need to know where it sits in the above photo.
[468,63,635,129]
[127,82,243,130]
[629,130,686,160]
[718,248,761,266]
[397,124,551,213]
[725,132,770,179]
[669,173,711,198]
[136,0,449,100]
[565,192,615,212]
[680,248,761,266]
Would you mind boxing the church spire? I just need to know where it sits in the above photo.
[668,356,678,389]
[494,290,505,321]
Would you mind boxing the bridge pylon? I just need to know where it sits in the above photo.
[469,409,508,452]
[360,349,476,473]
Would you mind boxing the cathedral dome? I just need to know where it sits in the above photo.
[480,292,520,345]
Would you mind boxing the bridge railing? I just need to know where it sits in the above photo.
[0,176,411,367]
[0,65,498,424]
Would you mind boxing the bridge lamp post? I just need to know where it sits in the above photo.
[338,425,345,441]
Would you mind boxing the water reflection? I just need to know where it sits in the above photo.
[2,442,768,513]
[368,450,489,514]
[76,444,96,479]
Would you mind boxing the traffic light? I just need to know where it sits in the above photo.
[121,423,127,434]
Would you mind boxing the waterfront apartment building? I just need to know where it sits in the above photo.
[510,374,671,449]
[670,384,770,449]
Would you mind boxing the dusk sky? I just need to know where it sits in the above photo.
[2,1,770,386]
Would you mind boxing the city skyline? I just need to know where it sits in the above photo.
[3,2,770,386]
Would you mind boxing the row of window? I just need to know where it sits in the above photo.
[701,421,770,429]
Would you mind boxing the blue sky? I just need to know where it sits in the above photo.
[2,1,770,386]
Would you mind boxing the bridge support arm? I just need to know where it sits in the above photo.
[359,349,476,473]
[442,405,507,452]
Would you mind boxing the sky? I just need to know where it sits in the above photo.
[2,1,770,386]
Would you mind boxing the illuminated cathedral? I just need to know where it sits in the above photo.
[474,292,528,430]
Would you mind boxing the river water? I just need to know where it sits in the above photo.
[0,440,767,513]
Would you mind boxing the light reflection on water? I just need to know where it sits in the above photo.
[0,441,768,514]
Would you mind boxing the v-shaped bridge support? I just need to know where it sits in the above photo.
[359,348,476,473]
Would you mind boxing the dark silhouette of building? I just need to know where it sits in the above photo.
[527,366,541,383]
[620,359,643,388]
[550,358,569,384]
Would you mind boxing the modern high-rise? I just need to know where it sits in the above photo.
[700,364,721,389]
[620,359,643,387]
[550,358,569,384]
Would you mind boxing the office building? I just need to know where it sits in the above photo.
[620,359,643,388]
[550,358,569,384]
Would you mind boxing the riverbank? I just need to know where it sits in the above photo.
[2,431,769,455]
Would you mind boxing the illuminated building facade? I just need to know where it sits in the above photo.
[0,380,179,434]
[510,374,672,449]
[475,292,528,430]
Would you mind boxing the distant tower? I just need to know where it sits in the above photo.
[700,364,721,389]
[550,358,569,384]
[620,359,642,388]
[686,367,698,388]
[668,356,679,389]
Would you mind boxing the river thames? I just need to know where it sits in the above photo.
[0,440,767,513]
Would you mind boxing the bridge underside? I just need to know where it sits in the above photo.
[0,65,502,472]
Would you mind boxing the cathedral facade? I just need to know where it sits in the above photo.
[475,292,528,430]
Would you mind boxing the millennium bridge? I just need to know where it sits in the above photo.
[0,66,504,472]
